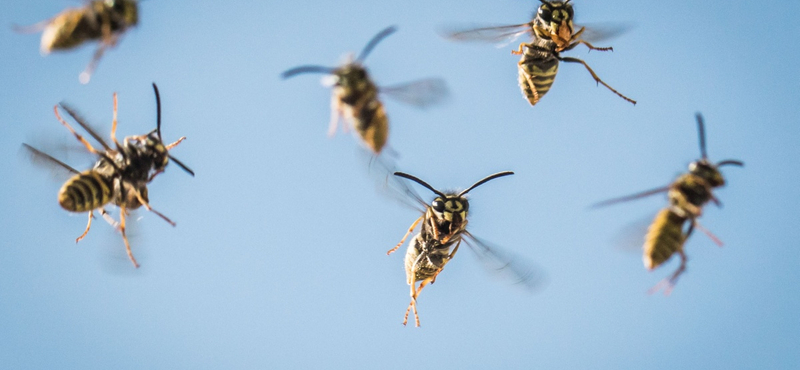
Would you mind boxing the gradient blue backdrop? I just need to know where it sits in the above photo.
[1,1,798,369]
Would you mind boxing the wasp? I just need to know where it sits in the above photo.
[282,26,448,155]
[593,114,743,294]
[24,83,193,267]
[443,0,635,106]
[15,0,139,84]
[382,169,541,327]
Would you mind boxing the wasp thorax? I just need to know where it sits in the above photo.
[688,160,725,187]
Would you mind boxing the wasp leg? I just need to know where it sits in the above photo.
[328,96,343,137]
[694,220,724,247]
[388,216,422,255]
[166,137,187,150]
[572,40,613,52]
[76,211,95,243]
[558,56,636,105]
[101,208,119,229]
[119,204,140,268]
[407,277,436,327]
[79,44,108,84]
[133,189,177,227]
[110,93,122,148]
[648,249,687,296]
[431,240,460,284]
[79,17,118,84]
[54,106,103,155]
[511,42,527,56]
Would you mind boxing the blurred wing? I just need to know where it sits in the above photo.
[591,186,671,208]
[608,212,654,254]
[21,143,81,180]
[462,231,547,293]
[574,22,633,43]
[59,103,113,152]
[440,23,533,47]
[365,154,426,213]
[380,78,449,109]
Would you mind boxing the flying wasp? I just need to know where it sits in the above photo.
[443,0,635,106]
[383,170,541,327]
[15,0,139,84]
[282,26,449,155]
[24,83,194,268]
[593,114,743,294]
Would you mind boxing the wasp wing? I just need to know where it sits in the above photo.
[59,103,114,152]
[462,231,547,292]
[591,185,671,208]
[366,155,427,213]
[22,143,82,179]
[380,78,449,109]
[440,22,533,47]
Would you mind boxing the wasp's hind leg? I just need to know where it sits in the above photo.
[648,249,687,296]
[559,56,636,105]
[118,204,140,268]
[76,211,95,243]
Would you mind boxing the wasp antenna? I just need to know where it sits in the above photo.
[168,155,195,177]
[281,65,336,79]
[695,113,708,160]
[152,83,162,139]
[717,159,744,167]
[356,26,397,63]
[394,172,446,198]
[459,171,514,196]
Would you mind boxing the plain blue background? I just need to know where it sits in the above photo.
[1,0,798,369]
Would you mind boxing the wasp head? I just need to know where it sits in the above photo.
[688,160,725,187]
[535,0,575,38]
[431,195,469,223]
[330,64,370,89]
[105,0,139,27]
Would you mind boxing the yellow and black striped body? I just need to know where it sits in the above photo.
[58,169,114,213]
[404,235,460,285]
[333,64,389,154]
[668,173,715,219]
[518,38,560,106]
[643,208,688,270]
[403,198,468,284]
[40,0,138,53]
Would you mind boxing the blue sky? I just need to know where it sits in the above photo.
[1,0,799,369]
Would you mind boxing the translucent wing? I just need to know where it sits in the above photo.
[380,78,449,109]
[21,143,81,179]
[573,22,633,44]
[591,185,671,208]
[59,103,114,152]
[462,231,547,292]
[440,23,533,46]
[366,155,427,213]
[608,212,654,254]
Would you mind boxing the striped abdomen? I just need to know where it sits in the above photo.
[404,234,457,284]
[41,9,99,52]
[58,170,114,212]
[643,208,688,270]
[518,50,560,106]
[351,98,388,154]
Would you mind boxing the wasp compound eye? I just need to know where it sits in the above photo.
[538,7,552,22]
[432,199,445,212]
